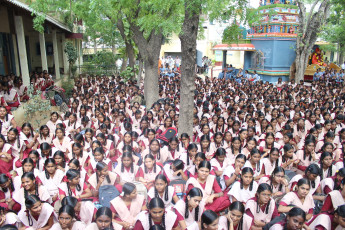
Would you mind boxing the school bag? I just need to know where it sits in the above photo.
[170,179,186,200]
[98,185,120,208]
[157,127,177,146]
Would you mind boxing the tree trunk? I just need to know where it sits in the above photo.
[128,20,163,109]
[143,60,159,110]
[137,58,143,86]
[178,2,201,138]
[339,43,344,65]
[121,54,127,72]
[294,0,331,82]
[93,38,97,54]
[112,43,116,55]
[126,41,135,69]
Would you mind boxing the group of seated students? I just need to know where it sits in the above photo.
[0,72,344,230]
[0,71,54,113]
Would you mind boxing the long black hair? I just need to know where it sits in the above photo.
[148,198,166,229]
[95,207,114,230]
[255,183,272,214]
[149,139,161,160]
[22,172,38,199]
[144,154,159,174]
[66,169,81,196]
[227,201,245,230]
[187,143,198,166]
[0,174,14,193]
[271,167,285,192]
[184,188,203,221]
[305,164,320,189]
[121,152,134,173]
[43,158,56,180]
[25,195,41,226]
[319,152,333,180]
[240,167,254,191]
[154,174,169,202]
[201,210,218,230]
[96,162,111,184]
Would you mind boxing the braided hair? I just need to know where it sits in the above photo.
[24,195,41,226]
[61,196,80,221]
[43,158,56,180]
[148,198,166,229]
[250,148,261,173]
[305,164,321,189]
[319,152,333,180]
[66,169,81,196]
[53,151,66,169]
[144,154,158,174]
[240,167,254,191]
[96,162,111,184]
[303,139,315,161]
[187,143,198,166]
[184,188,203,221]
[201,210,218,230]
[335,169,345,190]
[283,207,306,229]
[227,201,245,230]
[271,167,285,192]
[95,207,114,230]
[269,147,280,169]
[121,151,134,173]
[40,142,52,158]
[154,174,169,202]
[0,173,14,193]
[22,123,34,138]
[282,143,294,164]
[72,142,83,159]
[39,125,50,140]
[149,139,161,160]
[7,128,20,149]
[255,183,272,214]
[22,172,38,200]
[28,150,40,170]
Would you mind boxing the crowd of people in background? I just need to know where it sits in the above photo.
[0,67,343,230]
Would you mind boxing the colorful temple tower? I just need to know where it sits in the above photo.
[244,0,299,82]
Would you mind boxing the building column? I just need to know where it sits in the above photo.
[62,36,69,75]
[12,34,20,75]
[14,16,30,87]
[39,32,48,72]
[52,30,60,79]
[222,50,227,70]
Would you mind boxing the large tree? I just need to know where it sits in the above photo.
[294,0,331,82]
[178,0,247,137]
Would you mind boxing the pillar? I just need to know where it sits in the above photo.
[222,50,227,70]
[52,30,60,79]
[39,33,48,72]
[14,16,30,87]
[62,36,69,75]
[12,34,20,75]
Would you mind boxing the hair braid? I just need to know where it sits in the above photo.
[265,199,271,214]
[164,186,169,202]
[185,198,189,219]
[67,182,72,196]
[249,179,253,191]
[148,213,153,228]
[161,212,166,229]
[121,162,124,173]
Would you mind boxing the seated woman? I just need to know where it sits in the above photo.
[148,174,178,209]
[174,187,204,230]
[12,172,51,209]
[278,178,314,222]
[113,152,141,186]
[186,161,230,213]
[110,182,146,229]
[138,154,162,190]
[134,197,180,230]
[289,164,325,203]
[1,82,20,108]
[38,158,64,205]
[269,207,306,230]
[308,204,345,230]
[321,172,345,214]
[218,201,254,230]
[200,210,219,230]
[61,196,96,226]
[58,169,92,201]
[85,207,119,230]
[228,167,258,204]
[245,183,280,230]
[0,174,20,212]
[320,167,345,194]
[18,195,56,230]
[50,205,86,230]
[163,159,188,183]
[88,162,117,198]
[258,167,290,200]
